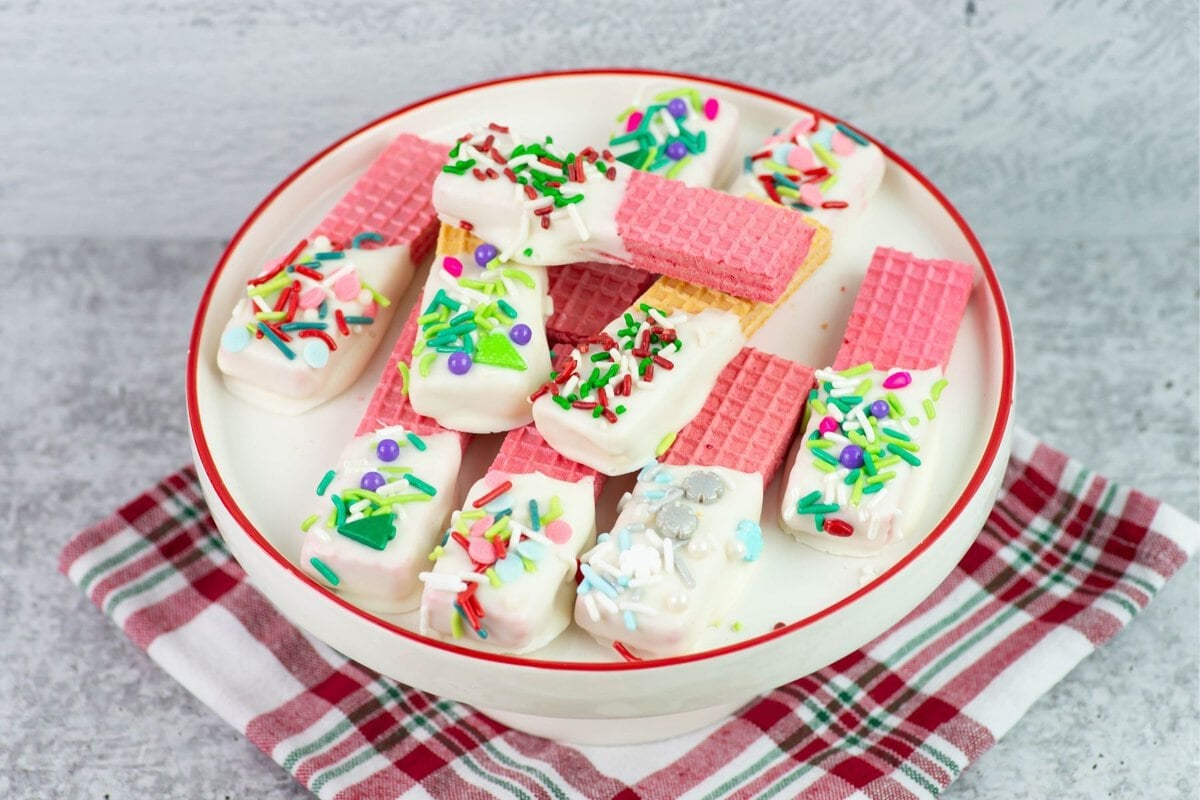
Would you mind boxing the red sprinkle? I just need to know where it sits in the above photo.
[480,134,494,152]
[335,309,350,336]
[605,167,616,181]
[621,374,632,395]
[485,168,498,179]
[540,216,551,230]
[821,200,849,209]
[613,642,641,662]
[272,285,293,313]
[534,205,554,216]
[503,167,517,182]
[538,156,561,168]
[248,261,287,287]
[267,323,291,342]
[459,220,474,231]
[596,387,608,407]
[298,329,337,351]
[471,168,486,181]
[487,122,509,133]
[523,185,537,200]
[601,149,615,162]
[643,363,655,382]
[292,265,324,281]
[492,536,507,561]
[529,384,552,403]
[451,531,471,551]
[750,151,771,162]
[554,360,577,383]
[572,401,598,410]
[823,518,855,537]
[285,280,300,321]
[602,408,618,423]
[489,147,508,166]
[652,355,674,370]
[472,480,513,509]
[457,132,473,143]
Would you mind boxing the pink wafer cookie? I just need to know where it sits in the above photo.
[546,262,657,345]
[615,171,816,303]
[834,248,975,371]
[311,133,446,260]
[491,425,603,499]
[663,348,814,482]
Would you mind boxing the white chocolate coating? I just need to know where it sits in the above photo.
[730,114,885,235]
[609,84,741,189]
[531,307,745,476]
[407,249,552,433]
[218,236,415,415]
[432,127,634,267]
[574,463,764,659]
[780,366,944,556]
[299,426,462,613]
[419,471,596,654]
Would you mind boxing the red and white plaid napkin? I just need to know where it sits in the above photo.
[60,429,1197,799]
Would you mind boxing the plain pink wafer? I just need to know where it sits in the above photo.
[833,248,975,371]
[615,171,816,303]
[491,425,603,499]
[546,262,657,345]
[311,133,445,261]
[663,348,814,481]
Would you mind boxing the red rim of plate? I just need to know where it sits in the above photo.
[187,67,1015,672]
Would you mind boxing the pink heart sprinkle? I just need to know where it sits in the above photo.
[831,130,856,156]
[545,519,572,545]
[818,416,838,434]
[443,257,463,277]
[483,470,510,489]
[469,515,494,539]
[800,183,823,207]
[298,287,326,310]
[703,97,719,121]
[883,371,912,389]
[787,146,815,171]
[333,272,360,302]
[468,537,496,565]
[626,111,643,133]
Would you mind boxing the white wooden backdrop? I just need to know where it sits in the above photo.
[2,0,1196,242]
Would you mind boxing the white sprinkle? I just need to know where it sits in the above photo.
[418,572,467,593]
[323,264,355,286]
[582,593,600,622]
[824,431,851,446]
[594,590,620,615]
[309,526,332,544]
[566,203,589,241]
[663,537,675,573]
[627,576,662,589]
[593,560,624,582]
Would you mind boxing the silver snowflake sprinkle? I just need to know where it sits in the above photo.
[682,470,725,504]
[655,501,699,541]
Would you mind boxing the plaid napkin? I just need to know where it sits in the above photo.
[60,428,1197,799]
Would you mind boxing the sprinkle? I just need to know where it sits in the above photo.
[406,432,427,451]
[797,490,823,508]
[342,315,374,325]
[838,362,873,377]
[835,121,871,146]
[886,392,906,417]
[335,309,350,336]
[890,445,922,466]
[449,608,464,639]
[351,231,384,249]
[473,480,513,509]
[316,470,336,496]
[309,557,340,586]
[931,378,949,401]
[866,470,897,485]
[300,514,318,532]
[403,474,438,496]
[542,495,563,524]
[655,431,676,457]
[824,518,855,537]
[396,362,410,396]
[923,399,937,421]
[257,323,295,359]
[418,351,436,377]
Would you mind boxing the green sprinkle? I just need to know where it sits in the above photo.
[542,495,564,525]
[502,269,536,288]
[813,460,836,473]
[485,567,501,588]
[316,469,336,496]
[924,398,937,421]
[886,392,906,417]
[838,362,873,377]
[615,404,626,415]
[807,437,833,450]
[553,395,571,410]
[309,557,340,586]
[931,378,949,401]
[815,515,826,531]
[378,493,433,506]
[418,350,436,378]
[406,432,427,451]
[379,465,413,474]
[863,482,885,495]
[798,490,823,508]
[866,470,897,485]
[496,299,518,319]
[731,621,743,632]
[889,445,922,467]
[880,427,910,441]
[850,474,865,507]
[359,279,391,308]
[854,378,873,396]
[450,608,463,639]
[656,431,677,457]
[300,514,319,532]
[812,447,840,466]
[863,450,877,476]
[884,435,919,452]
[800,503,839,514]
[459,509,486,521]
[404,474,438,496]
[810,398,828,416]
[396,362,410,396]
[876,455,903,470]
[844,468,861,485]
[665,155,693,179]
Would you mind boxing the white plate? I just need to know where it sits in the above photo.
[187,69,1014,745]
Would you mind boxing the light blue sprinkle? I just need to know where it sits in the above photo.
[576,579,592,595]
[221,326,251,353]
[623,610,637,631]
[580,564,617,598]
[653,471,673,484]
[485,495,513,514]
[736,519,764,562]
[771,142,794,164]
[516,539,545,562]
[618,529,631,552]
[643,489,667,501]
[597,532,610,544]
[302,339,330,368]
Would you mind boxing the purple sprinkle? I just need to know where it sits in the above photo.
[360,471,386,492]
[448,351,473,375]
[666,140,688,160]
[509,323,532,346]
[869,399,891,419]
[883,371,912,389]
[839,445,865,470]
[376,438,401,462]
[474,243,498,268]
[667,97,688,119]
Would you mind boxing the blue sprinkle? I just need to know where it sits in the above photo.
[643,489,666,501]
[221,325,251,353]
[406,432,426,451]
[653,471,673,484]
[484,495,512,514]
[623,610,637,631]
[576,579,592,595]
[736,520,764,562]
[771,142,794,164]
[773,171,799,190]
[528,499,541,532]
[256,323,295,360]
[580,564,618,598]
[516,539,545,561]
[351,231,385,249]
[596,532,610,544]
[493,508,513,520]
[618,529,631,552]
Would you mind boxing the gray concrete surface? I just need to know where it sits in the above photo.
[1,0,1197,797]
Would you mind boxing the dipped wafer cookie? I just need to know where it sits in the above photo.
[217,133,446,414]
[575,349,814,659]
[780,248,974,555]
[432,124,817,302]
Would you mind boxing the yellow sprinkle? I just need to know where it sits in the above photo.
[923,398,937,421]
[866,470,897,485]
[838,362,873,377]
[254,311,287,321]
[396,362,410,396]
[542,495,564,525]
[656,431,677,457]
[814,460,836,473]
[731,621,743,632]
[450,609,463,639]
[460,509,486,521]
[854,378,873,396]
[360,279,391,308]
[810,398,828,416]
[485,568,501,588]
[931,379,949,401]
[813,142,839,169]
[300,514,318,532]
[428,545,444,562]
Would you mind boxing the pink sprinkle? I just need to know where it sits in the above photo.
[443,256,463,277]
[787,146,815,171]
[818,416,838,434]
[298,287,325,310]
[469,515,494,539]
[361,301,377,318]
[333,272,360,302]
[626,111,643,133]
[468,537,496,565]
[883,371,912,389]
[545,519,572,545]
[483,470,510,489]
[703,97,719,121]
[799,183,823,207]
[831,129,856,156]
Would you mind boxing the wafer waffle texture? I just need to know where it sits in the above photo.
[354,224,486,441]
[615,171,818,303]
[636,216,832,338]
[833,248,975,371]
[663,348,814,481]
[311,133,446,262]
[546,262,657,344]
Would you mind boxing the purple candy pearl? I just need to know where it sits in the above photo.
[376,438,400,462]
[360,471,386,492]
[509,323,532,346]
[448,351,473,375]
[870,399,891,419]
[839,445,865,470]
[666,140,689,160]
[667,97,688,118]
[473,243,498,268]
